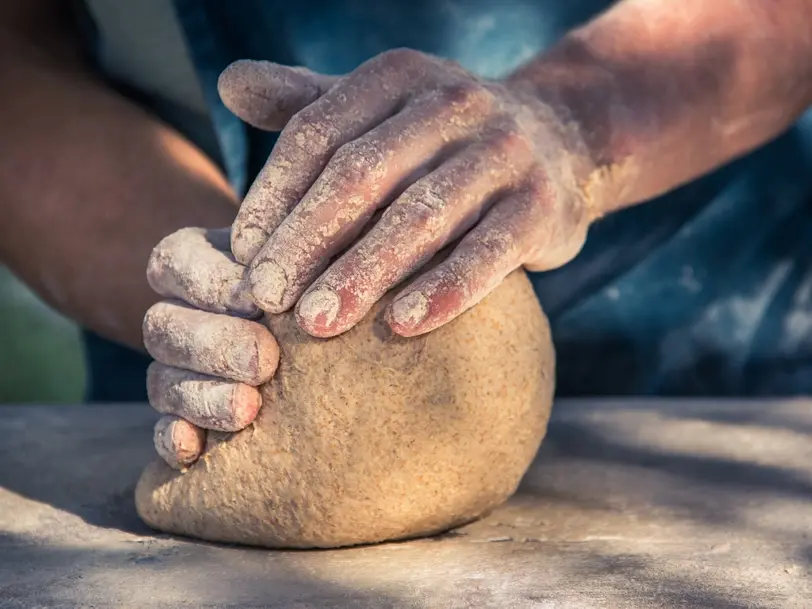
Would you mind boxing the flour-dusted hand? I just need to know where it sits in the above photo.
[220,51,599,339]
[139,70,345,469]
[142,227,279,469]
[144,51,600,467]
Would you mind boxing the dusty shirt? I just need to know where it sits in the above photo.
[79,0,812,396]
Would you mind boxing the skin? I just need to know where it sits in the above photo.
[228,0,812,340]
[143,228,280,466]
[0,0,259,464]
[146,0,812,468]
[3,1,812,467]
[0,0,238,350]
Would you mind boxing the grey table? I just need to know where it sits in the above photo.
[1,399,810,608]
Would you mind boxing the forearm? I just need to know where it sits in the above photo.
[0,16,237,351]
[508,0,812,215]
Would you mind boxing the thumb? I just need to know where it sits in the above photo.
[217,60,341,131]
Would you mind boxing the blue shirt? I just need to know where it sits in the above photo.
[81,0,812,397]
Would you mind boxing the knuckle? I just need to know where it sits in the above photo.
[145,251,166,291]
[491,126,535,159]
[146,362,173,408]
[147,227,213,292]
[409,182,449,214]
[280,108,341,156]
[328,139,387,185]
[436,81,494,112]
[257,212,323,269]
[477,226,516,260]
[146,233,177,273]
[377,47,427,71]
[142,304,169,346]
[142,300,189,342]
[143,301,168,327]
[461,217,517,264]
[146,360,169,383]
[390,185,449,236]
[158,226,200,250]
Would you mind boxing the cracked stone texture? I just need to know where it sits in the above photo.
[1,398,811,608]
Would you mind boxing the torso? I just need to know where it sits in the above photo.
[78,0,812,395]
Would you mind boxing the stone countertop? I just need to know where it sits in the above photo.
[1,398,810,608]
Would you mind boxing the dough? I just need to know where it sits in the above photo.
[135,269,555,548]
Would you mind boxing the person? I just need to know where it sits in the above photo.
[3,0,812,467]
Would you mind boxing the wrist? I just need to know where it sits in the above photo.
[503,36,638,218]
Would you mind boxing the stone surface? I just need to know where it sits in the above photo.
[1,398,811,608]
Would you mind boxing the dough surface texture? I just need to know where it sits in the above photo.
[135,270,555,548]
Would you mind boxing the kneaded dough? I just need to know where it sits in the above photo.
[135,269,555,548]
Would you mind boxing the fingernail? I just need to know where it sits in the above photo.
[249,260,287,312]
[390,291,429,328]
[298,287,341,328]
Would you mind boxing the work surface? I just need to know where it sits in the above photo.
[1,399,810,608]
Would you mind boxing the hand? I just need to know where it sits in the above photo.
[142,227,278,469]
[220,50,596,339]
[138,71,347,470]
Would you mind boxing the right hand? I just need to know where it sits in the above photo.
[142,227,279,469]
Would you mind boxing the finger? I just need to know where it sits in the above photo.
[143,301,279,385]
[231,49,437,266]
[147,227,258,317]
[153,415,206,470]
[294,130,532,337]
[218,60,340,131]
[147,362,261,432]
[247,83,497,314]
[386,187,558,337]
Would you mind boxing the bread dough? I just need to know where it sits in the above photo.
[135,269,555,548]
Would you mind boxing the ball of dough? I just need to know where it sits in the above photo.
[135,270,555,548]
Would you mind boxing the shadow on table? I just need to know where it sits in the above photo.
[660,398,812,436]
[554,553,765,609]
[523,398,812,533]
[1,400,810,607]
[506,398,812,606]
[0,403,156,534]
[0,531,408,609]
[540,417,812,526]
[0,529,784,609]
[4,400,810,536]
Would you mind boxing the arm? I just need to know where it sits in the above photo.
[139,0,812,468]
[216,0,812,340]
[0,0,238,351]
[508,0,812,214]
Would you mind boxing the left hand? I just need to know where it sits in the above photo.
[142,227,279,469]
[221,50,596,338]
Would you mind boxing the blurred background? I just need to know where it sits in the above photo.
[0,267,85,403]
